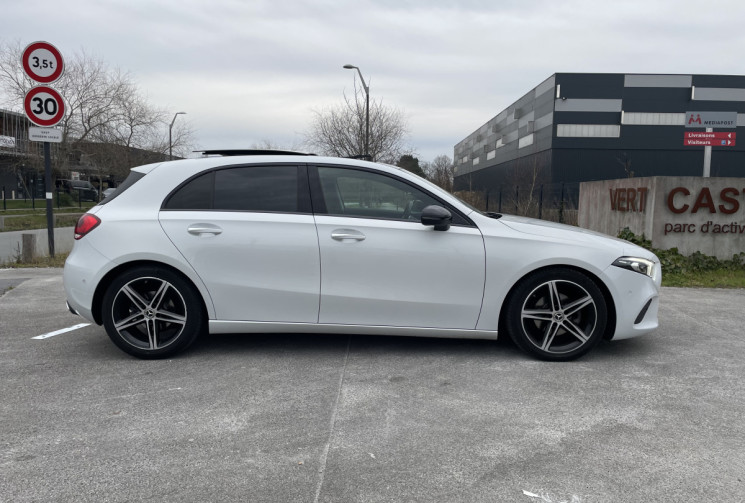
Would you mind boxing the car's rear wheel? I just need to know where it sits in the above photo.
[505,268,607,361]
[101,266,204,359]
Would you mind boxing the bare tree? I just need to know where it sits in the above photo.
[250,139,303,151]
[0,40,34,108]
[0,40,194,180]
[504,153,550,218]
[425,154,455,192]
[616,152,634,178]
[305,83,409,162]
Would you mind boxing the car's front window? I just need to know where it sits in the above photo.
[317,167,440,221]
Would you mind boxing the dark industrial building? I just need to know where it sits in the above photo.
[0,108,51,199]
[1,107,168,200]
[453,73,745,201]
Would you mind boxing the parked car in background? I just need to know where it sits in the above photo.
[63,150,661,361]
[59,179,99,201]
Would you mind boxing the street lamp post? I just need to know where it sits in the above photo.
[169,112,186,161]
[343,64,369,159]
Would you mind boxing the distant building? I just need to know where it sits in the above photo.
[453,73,745,200]
[0,108,51,198]
[1,108,168,199]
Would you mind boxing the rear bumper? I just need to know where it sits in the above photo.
[63,239,112,324]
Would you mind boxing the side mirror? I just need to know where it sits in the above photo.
[420,205,452,231]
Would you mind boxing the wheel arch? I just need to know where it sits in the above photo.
[91,260,210,326]
[497,264,617,341]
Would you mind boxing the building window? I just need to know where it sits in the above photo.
[556,124,620,138]
[621,112,684,126]
[472,157,480,165]
[518,134,534,149]
[486,150,496,160]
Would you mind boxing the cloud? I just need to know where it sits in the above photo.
[3,0,745,162]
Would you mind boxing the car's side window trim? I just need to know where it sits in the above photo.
[161,163,312,214]
[307,164,475,227]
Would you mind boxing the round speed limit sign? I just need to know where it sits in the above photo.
[24,86,66,127]
[22,41,65,84]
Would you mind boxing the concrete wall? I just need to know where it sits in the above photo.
[0,227,74,264]
[579,177,745,259]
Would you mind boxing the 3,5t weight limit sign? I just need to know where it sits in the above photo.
[24,86,65,127]
[21,41,64,83]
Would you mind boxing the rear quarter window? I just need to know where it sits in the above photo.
[98,171,146,205]
[162,165,305,213]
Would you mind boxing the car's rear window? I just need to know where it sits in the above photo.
[98,171,146,205]
[162,165,301,213]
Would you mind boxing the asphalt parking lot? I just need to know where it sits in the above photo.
[1,268,743,502]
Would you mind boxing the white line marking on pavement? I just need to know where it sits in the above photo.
[33,323,91,340]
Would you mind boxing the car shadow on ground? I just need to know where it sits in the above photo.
[83,326,655,364]
[187,330,524,359]
[181,330,656,363]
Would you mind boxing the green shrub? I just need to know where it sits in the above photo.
[617,227,745,276]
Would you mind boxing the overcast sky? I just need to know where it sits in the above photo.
[4,0,744,163]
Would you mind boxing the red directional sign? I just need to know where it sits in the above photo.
[685,131,736,140]
[683,131,736,147]
[21,41,64,84]
[24,86,65,127]
[684,138,736,147]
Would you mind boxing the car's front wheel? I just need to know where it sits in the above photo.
[505,268,607,361]
[101,266,205,359]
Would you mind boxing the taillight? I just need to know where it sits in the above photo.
[74,214,101,240]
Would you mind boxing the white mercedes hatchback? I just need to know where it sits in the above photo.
[63,151,661,361]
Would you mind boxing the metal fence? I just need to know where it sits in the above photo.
[1,185,95,211]
[458,182,581,225]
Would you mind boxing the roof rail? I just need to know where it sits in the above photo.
[197,149,316,157]
[346,154,373,161]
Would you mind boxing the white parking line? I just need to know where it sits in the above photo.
[33,323,91,340]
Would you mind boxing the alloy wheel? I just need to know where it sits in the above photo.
[520,279,598,355]
[110,276,188,350]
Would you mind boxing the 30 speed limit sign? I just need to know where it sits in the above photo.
[24,86,65,127]
[22,41,64,84]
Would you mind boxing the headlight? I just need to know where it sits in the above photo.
[612,257,655,278]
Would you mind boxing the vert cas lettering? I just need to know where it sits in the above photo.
[666,187,743,215]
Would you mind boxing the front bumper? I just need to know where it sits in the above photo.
[603,262,661,340]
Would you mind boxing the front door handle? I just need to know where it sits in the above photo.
[331,229,366,241]
[187,223,223,236]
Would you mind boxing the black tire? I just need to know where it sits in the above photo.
[505,268,607,361]
[101,266,205,359]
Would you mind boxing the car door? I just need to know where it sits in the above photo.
[159,164,320,323]
[311,165,485,330]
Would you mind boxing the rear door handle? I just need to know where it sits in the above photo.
[187,224,223,235]
[331,229,366,241]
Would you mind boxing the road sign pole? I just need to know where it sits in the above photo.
[44,141,55,257]
[703,127,712,178]
[21,41,65,260]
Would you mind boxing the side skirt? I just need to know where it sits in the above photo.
[209,320,499,340]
